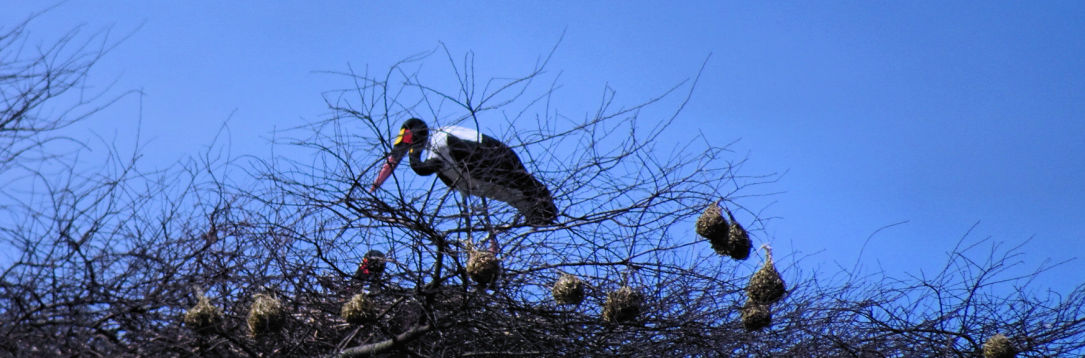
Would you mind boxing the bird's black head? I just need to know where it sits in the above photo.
[357,250,386,279]
[395,118,429,150]
[371,118,430,192]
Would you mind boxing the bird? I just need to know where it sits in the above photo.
[370,118,557,225]
[354,250,386,285]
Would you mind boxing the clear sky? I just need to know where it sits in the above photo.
[4,2,1083,293]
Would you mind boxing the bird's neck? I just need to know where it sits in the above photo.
[408,143,441,176]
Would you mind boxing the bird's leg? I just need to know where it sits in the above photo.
[460,192,473,249]
[479,197,500,254]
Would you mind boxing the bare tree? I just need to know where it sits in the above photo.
[0,29,1082,357]
[0,8,126,174]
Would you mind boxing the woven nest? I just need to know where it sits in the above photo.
[247,293,284,336]
[467,250,500,285]
[741,298,772,331]
[726,219,752,261]
[696,202,729,247]
[183,293,222,333]
[983,334,1016,358]
[697,203,753,261]
[746,245,785,305]
[341,293,375,325]
[552,274,585,305]
[602,286,643,323]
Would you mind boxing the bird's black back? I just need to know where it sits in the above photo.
[444,134,556,224]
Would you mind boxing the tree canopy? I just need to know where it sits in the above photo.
[1,18,1083,358]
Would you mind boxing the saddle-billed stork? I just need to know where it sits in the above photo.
[370,118,557,226]
[354,250,386,284]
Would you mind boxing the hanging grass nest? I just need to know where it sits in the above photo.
[696,202,753,261]
[552,273,585,305]
[741,298,772,331]
[602,286,644,323]
[246,293,284,336]
[183,292,222,333]
[725,208,752,261]
[983,334,1016,358]
[467,250,500,285]
[696,202,729,253]
[341,293,375,325]
[746,245,785,305]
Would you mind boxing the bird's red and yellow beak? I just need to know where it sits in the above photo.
[370,129,413,192]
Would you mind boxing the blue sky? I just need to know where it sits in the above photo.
[4,2,1083,293]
